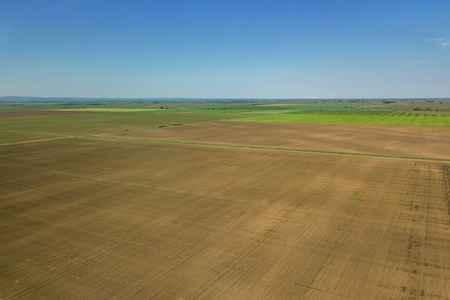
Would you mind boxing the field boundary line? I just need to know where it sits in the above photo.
[80,135,450,162]
[0,136,74,146]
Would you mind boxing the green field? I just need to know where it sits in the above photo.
[229,110,450,127]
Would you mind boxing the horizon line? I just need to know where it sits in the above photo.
[1,96,450,101]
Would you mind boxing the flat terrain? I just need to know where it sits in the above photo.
[1,100,449,299]
[0,111,104,118]
[1,137,449,299]
[231,111,450,127]
[104,121,450,160]
[0,111,249,144]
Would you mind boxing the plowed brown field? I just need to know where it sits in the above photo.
[103,121,450,159]
[1,137,449,299]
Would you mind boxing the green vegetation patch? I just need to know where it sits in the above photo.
[352,191,362,198]
[229,110,450,127]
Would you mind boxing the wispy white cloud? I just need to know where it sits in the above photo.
[427,37,449,49]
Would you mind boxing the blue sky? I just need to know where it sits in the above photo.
[1,0,449,98]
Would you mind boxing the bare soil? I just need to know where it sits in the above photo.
[105,121,450,159]
[1,137,448,299]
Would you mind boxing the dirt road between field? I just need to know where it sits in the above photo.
[0,111,103,118]
[0,136,74,146]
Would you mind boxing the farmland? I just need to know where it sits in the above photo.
[0,111,250,144]
[1,99,449,299]
[230,111,450,127]
[103,121,450,160]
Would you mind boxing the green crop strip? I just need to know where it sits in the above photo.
[81,135,450,162]
[228,110,450,127]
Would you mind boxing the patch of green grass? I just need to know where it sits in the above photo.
[228,110,450,127]
[352,191,362,198]
[408,199,415,211]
